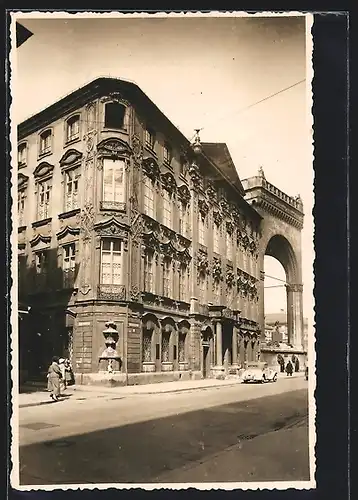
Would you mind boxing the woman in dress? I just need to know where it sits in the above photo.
[47,356,62,401]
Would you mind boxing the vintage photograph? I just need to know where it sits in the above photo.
[10,11,315,490]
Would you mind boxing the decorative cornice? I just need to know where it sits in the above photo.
[160,171,177,194]
[56,225,80,240]
[177,184,191,204]
[30,233,51,248]
[97,137,132,158]
[94,216,130,240]
[33,162,54,179]
[18,173,29,189]
[59,149,83,167]
[142,156,160,181]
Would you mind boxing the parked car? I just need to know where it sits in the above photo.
[242,362,278,384]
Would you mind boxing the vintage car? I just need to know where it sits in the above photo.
[242,362,278,383]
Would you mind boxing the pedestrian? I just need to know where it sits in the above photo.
[64,358,75,386]
[47,356,62,401]
[285,360,293,377]
[58,358,66,394]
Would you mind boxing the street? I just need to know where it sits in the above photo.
[17,377,310,485]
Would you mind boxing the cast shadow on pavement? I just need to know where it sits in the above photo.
[19,389,309,485]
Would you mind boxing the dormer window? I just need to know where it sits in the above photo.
[145,128,155,150]
[104,102,126,130]
[163,142,172,165]
[18,143,27,167]
[66,115,80,142]
[39,129,52,156]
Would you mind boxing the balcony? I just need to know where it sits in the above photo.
[97,284,126,301]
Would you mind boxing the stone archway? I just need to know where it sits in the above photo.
[242,169,305,352]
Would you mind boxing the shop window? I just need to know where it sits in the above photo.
[161,332,170,362]
[142,330,153,362]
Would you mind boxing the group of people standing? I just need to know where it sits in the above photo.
[47,356,74,402]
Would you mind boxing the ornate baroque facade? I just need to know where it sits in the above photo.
[17,78,304,385]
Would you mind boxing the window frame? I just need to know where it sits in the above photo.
[213,223,220,253]
[62,242,77,289]
[63,165,81,213]
[143,250,154,293]
[102,157,127,204]
[162,188,172,229]
[145,127,156,151]
[18,142,27,168]
[65,114,81,143]
[100,238,123,286]
[104,101,127,130]
[162,258,172,298]
[226,230,233,261]
[178,264,188,302]
[163,142,173,165]
[143,175,155,218]
[38,128,53,158]
[198,215,206,246]
[18,189,26,226]
[36,177,52,221]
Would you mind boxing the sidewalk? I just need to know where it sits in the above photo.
[16,371,304,409]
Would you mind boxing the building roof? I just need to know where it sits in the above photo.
[17,77,260,218]
[202,143,245,196]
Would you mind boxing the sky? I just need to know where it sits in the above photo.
[12,13,314,329]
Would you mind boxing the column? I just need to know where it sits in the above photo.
[286,285,294,344]
[216,321,223,367]
[232,326,238,366]
[259,269,265,342]
[286,283,304,347]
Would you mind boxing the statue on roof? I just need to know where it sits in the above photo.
[258,166,266,179]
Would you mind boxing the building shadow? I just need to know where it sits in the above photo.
[18,248,80,384]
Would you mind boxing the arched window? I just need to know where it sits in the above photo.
[66,115,80,142]
[161,331,170,362]
[39,129,52,156]
[104,102,126,129]
[142,329,153,362]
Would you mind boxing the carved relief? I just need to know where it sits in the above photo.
[213,210,223,226]
[97,138,132,158]
[226,221,234,235]
[33,162,54,179]
[226,270,236,288]
[56,225,80,241]
[188,161,202,190]
[177,184,191,204]
[101,92,130,106]
[196,251,209,274]
[198,199,209,218]
[131,134,143,165]
[30,233,51,248]
[212,257,223,282]
[142,157,160,181]
[219,197,230,215]
[80,203,95,240]
[160,172,177,194]
[59,149,83,168]
[206,182,217,201]
[18,173,29,190]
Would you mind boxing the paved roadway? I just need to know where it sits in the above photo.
[17,377,310,485]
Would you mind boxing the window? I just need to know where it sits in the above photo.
[161,332,170,362]
[226,231,232,260]
[162,189,172,228]
[18,143,27,167]
[213,223,220,253]
[145,128,155,150]
[66,115,80,142]
[179,202,188,236]
[142,330,153,362]
[63,243,76,288]
[198,216,205,245]
[65,168,80,211]
[178,333,186,362]
[179,156,186,176]
[144,252,154,293]
[143,176,154,217]
[178,264,187,302]
[100,239,122,285]
[103,159,126,203]
[39,130,52,155]
[104,102,126,129]
[163,258,171,297]
[198,272,206,304]
[163,142,172,164]
[35,250,49,288]
[37,179,52,220]
[18,190,26,226]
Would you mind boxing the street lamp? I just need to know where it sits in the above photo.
[191,129,203,155]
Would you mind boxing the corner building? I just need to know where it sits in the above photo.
[17,77,268,385]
